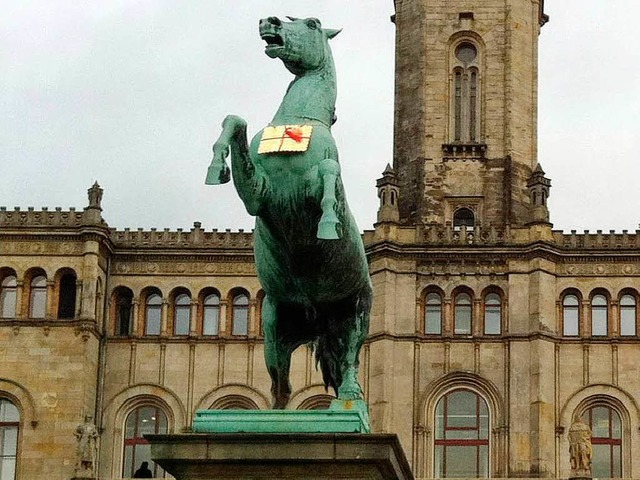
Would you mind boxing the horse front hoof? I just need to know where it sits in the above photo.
[205,162,231,185]
[317,219,341,240]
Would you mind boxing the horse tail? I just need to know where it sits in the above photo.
[312,283,372,398]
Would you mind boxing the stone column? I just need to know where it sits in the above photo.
[131,298,140,336]
[46,280,55,319]
[75,279,83,319]
[161,299,169,336]
[473,298,482,336]
[610,300,619,336]
[219,300,229,337]
[248,299,258,337]
[581,300,590,338]
[15,280,24,319]
[190,300,199,336]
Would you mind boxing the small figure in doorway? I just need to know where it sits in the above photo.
[133,461,153,478]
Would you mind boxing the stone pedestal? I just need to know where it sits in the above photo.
[147,433,414,480]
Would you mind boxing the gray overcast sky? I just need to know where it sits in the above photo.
[1,1,639,232]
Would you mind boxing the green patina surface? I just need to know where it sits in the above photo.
[206,16,372,411]
[193,400,370,434]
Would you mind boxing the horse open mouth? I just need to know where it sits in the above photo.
[262,33,284,57]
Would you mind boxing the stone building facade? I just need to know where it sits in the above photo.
[2,0,640,479]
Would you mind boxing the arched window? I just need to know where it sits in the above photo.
[145,294,162,336]
[123,405,168,478]
[211,395,259,410]
[0,398,20,480]
[454,292,472,335]
[203,293,220,336]
[232,293,249,336]
[173,293,191,336]
[619,294,636,336]
[435,389,489,478]
[57,272,76,319]
[484,293,501,335]
[582,406,622,478]
[29,275,47,319]
[298,395,334,410]
[451,41,481,143]
[425,292,442,334]
[563,294,580,336]
[453,208,475,229]
[0,276,17,319]
[591,294,608,336]
[114,288,133,336]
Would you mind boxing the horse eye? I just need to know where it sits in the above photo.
[306,19,317,29]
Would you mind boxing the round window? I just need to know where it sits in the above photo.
[455,42,477,63]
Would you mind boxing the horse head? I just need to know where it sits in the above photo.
[259,16,341,76]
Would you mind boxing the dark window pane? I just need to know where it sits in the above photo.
[0,276,17,319]
[426,293,442,334]
[591,295,608,336]
[455,43,477,63]
[453,208,475,228]
[455,294,472,335]
[454,71,462,141]
[563,295,579,336]
[203,305,219,336]
[57,274,76,319]
[484,294,501,335]
[145,294,162,336]
[620,295,636,336]
[174,294,190,336]
[232,294,249,336]
[591,406,610,438]
[30,275,47,319]
[446,445,479,477]
[592,444,612,478]
[447,390,477,428]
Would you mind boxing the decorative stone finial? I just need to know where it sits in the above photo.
[376,164,400,223]
[87,182,103,210]
[526,163,551,225]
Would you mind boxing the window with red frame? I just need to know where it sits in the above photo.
[434,389,489,478]
[582,406,622,478]
[123,406,168,478]
[0,398,19,480]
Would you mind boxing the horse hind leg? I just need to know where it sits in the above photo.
[262,295,297,409]
[319,285,372,400]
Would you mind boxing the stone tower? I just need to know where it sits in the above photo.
[392,0,549,228]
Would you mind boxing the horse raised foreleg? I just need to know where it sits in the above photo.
[206,115,263,215]
[262,295,294,409]
[317,157,341,240]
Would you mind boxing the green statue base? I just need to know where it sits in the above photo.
[193,399,370,434]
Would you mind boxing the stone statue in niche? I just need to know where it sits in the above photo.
[568,417,592,479]
[74,415,99,478]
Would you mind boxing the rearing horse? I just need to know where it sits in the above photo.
[206,16,371,409]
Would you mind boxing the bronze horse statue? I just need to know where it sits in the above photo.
[206,16,371,409]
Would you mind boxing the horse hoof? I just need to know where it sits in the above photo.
[317,221,340,240]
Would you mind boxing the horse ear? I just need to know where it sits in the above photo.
[325,28,342,39]
[286,16,299,21]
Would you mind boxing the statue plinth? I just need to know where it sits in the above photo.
[147,432,414,480]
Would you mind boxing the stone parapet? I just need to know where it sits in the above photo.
[109,223,254,249]
[0,206,89,228]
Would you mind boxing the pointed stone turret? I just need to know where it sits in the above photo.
[376,164,400,223]
[526,164,552,225]
[84,181,104,224]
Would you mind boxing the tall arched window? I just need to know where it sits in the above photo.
[123,405,168,478]
[145,293,162,336]
[451,41,481,143]
[484,293,501,335]
[29,275,47,319]
[454,292,472,335]
[425,292,442,334]
[563,294,580,336]
[591,294,608,336]
[57,272,77,319]
[232,293,249,336]
[582,406,622,478]
[203,293,220,336]
[434,389,489,478]
[113,288,133,337]
[173,293,191,336]
[0,398,20,480]
[620,294,636,336]
[0,276,17,319]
